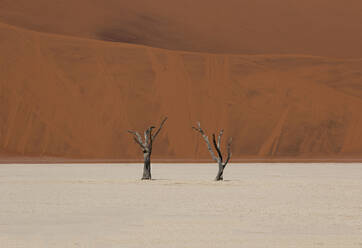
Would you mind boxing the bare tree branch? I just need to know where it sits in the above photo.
[152,117,168,140]
[193,122,232,181]
[223,137,232,167]
[192,122,206,135]
[144,130,148,145]
[132,137,144,149]
[128,130,145,148]
[212,133,223,163]
[128,117,167,180]
[193,122,218,162]
[217,130,223,149]
[144,126,155,147]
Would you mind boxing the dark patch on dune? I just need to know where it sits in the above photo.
[96,14,185,49]
[98,29,140,44]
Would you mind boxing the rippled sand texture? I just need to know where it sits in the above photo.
[1,164,361,247]
[2,0,362,162]
[1,20,362,162]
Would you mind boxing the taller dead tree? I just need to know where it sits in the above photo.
[128,117,167,180]
[193,122,232,181]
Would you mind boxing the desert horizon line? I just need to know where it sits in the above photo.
[3,157,362,164]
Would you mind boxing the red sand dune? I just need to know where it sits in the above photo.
[1,0,362,58]
[1,1,362,162]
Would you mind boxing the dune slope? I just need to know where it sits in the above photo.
[1,22,362,162]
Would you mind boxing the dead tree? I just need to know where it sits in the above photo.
[193,122,232,181]
[128,117,168,180]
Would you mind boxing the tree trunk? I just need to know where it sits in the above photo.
[142,152,152,180]
[215,163,224,181]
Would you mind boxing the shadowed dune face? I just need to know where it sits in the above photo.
[1,22,362,162]
[0,0,362,58]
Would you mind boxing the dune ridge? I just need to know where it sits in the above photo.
[1,0,362,58]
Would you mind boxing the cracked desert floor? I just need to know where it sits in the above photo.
[0,163,361,248]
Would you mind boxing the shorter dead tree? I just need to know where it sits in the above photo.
[128,117,168,180]
[193,122,232,181]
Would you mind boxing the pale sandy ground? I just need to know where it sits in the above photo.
[0,164,361,248]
